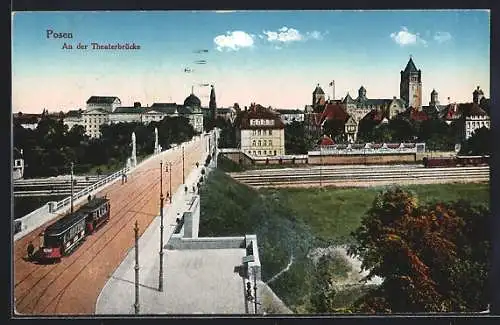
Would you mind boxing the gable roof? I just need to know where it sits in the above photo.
[321,103,349,123]
[87,96,120,104]
[237,104,285,129]
[148,103,179,114]
[462,103,488,117]
[276,109,303,114]
[319,135,335,146]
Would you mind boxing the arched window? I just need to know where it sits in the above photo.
[258,140,261,146]
[252,140,256,146]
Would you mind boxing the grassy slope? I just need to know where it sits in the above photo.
[199,169,490,312]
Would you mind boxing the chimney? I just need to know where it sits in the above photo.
[134,102,141,108]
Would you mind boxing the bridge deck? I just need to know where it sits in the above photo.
[13,135,209,315]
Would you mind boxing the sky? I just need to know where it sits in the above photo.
[12,10,490,113]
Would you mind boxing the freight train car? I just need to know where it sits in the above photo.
[423,155,489,168]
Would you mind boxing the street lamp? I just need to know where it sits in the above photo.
[70,162,74,213]
[159,161,165,292]
[166,162,172,204]
[182,146,185,184]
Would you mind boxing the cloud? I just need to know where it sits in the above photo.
[263,26,303,43]
[434,31,452,43]
[261,27,326,45]
[306,31,324,40]
[390,27,427,47]
[213,31,254,51]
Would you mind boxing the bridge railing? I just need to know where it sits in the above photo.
[53,166,131,212]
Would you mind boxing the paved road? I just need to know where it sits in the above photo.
[13,135,209,315]
[96,145,248,314]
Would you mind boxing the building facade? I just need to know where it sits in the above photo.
[86,96,121,112]
[236,104,285,157]
[64,94,204,137]
[276,109,305,124]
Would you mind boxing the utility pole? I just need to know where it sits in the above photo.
[319,146,323,188]
[182,146,185,184]
[70,162,74,213]
[169,162,172,204]
[253,268,258,314]
[159,161,165,292]
[134,220,140,314]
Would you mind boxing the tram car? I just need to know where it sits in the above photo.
[80,197,111,234]
[39,196,110,263]
[423,155,489,168]
[40,212,87,263]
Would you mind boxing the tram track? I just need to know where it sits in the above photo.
[13,139,206,315]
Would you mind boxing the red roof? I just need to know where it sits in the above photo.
[409,107,429,121]
[319,135,335,146]
[321,103,349,123]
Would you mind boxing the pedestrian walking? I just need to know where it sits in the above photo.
[27,241,35,260]
[196,162,199,168]
[88,194,92,202]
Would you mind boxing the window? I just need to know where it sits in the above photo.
[263,140,267,146]
[258,140,261,146]
[269,130,272,135]
[274,150,277,155]
[264,150,267,155]
[252,140,256,146]
[269,140,272,146]
[258,151,261,155]
[258,130,262,135]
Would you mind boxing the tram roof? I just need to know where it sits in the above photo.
[79,197,109,211]
[45,211,87,236]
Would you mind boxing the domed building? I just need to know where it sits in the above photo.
[178,90,204,133]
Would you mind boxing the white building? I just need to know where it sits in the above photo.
[81,108,110,138]
[86,96,121,112]
[13,148,24,180]
[63,95,204,138]
[236,104,285,157]
[276,109,305,124]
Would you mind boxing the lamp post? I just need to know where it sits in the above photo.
[134,220,140,314]
[70,162,74,213]
[168,162,172,204]
[159,161,165,292]
[182,146,185,184]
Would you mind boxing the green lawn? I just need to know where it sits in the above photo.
[262,183,490,244]
[200,169,490,312]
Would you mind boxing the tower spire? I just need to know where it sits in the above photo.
[191,85,194,94]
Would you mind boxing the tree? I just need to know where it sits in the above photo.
[460,127,490,155]
[349,187,491,312]
[309,255,337,313]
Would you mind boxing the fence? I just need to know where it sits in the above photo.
[52,166,130,212]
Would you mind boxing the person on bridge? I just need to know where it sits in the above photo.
[27,241,35,260]
[196,162,199,168]
[88,194,92,202]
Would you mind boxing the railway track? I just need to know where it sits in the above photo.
[229,166,490,187]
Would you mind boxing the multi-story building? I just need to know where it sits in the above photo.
[464,86,490,140]
[86,96,121,112]
[81,108,110,138]
[236,104,285,157]
[64,93,204,137]
[276,109,305,124]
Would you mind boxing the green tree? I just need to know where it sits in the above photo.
[460,127,490,155]
[309,255,338,313]
[349,188,491,312]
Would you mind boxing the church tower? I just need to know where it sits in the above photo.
[312,84,326,111]
[430,89,439,106]
[400,56,422,110]
[209,85,217,120]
